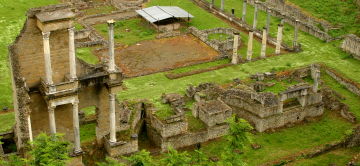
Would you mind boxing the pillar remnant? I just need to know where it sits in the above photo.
[313,69,320,92]
[210,0,214,8]
[247,30,254,61]
[232,32,240,64]
[253,3,258,29]
[107,20,116,72]
[221,0,224,11]
[109,93,117,143]
[72,101,82,153]
[27,115,33,142]
[293,19,299,48]
[42,32,53,84]
[266,8,271,35]
[48,106,56,134]
[68,27,77,80]
[242,0,247,22]
[260,27,267,58]
[275,24,283,55]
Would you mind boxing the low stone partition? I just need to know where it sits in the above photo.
[341,34,360,60]
[194,99,232,127]
[104,138,138,157]
[75,29,91,40]
[322,64,360,97]
[189,27,240,57]
[81,8,138,25]
[148,112,188,138]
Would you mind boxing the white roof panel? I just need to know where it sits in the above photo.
[136,6,194,23]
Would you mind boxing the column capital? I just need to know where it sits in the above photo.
[48,105,56,112]
[109,93,116,101]
[68,27,75,32]
[107,19,115,25]
[42,31,51,40]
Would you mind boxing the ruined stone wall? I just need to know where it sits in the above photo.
[323,65,360,97]
[341,34,360,60]
[13,17,70,88]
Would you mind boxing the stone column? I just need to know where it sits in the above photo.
[252,2,258,29]
[48,106,56,134]
[109,93,117,143]
[72,102,82,153]
[242,0,247,22]
[0,143,3,156]
[27,115,33,142]
[313,70,320,92]
[260,27,267,58]
[266,8,271,35]
[232,32,240,64]
[68,27,77,80]
[275,24,283,55]
[210,0,215,8]
[246,30,254,61]
[42,32,53,85]
[293,19,299,48]
[220,0,224,11]
[107,20,116,72]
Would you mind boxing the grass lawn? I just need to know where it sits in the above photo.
[76,47,99,65]
[80,123,96,143]
[198,111,352,165]
[286,0,360,37]
[81,106,96,116]
[82,5,116,15]
[290,147,360,166]
[208,33,231,41]
[93,18,156,45]
[0,112,15,133]
[262,79,300,94]
[185,110,206,132]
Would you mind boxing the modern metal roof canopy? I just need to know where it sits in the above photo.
[136,6,194,23]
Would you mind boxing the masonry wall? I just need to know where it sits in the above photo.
[341,34,360,60]
[13,16,70,88]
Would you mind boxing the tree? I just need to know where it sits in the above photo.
[225,115,253,151]
[190,150,214,166]
[124,149,156,166]
[97,157,125,166]
[29,133,70,166]
[0,154,28,166]
[161,146,191,166]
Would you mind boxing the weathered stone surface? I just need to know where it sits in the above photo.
[195,100,232,127]
[341,34,360,60]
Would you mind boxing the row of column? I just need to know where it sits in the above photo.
[42,28,77,85]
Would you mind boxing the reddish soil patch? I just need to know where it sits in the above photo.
[98,34,219,77]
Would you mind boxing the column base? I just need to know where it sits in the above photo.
[70,148,83,157]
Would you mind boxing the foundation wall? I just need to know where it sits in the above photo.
[341,34,360,60]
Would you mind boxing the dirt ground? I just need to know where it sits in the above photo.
[97,34,220,77]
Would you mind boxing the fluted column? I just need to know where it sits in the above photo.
[109,93,116,143]
[27,115,33,142]
[260,27,267,58]
[232,32,240,64]
[48,106,56,134]
[246,30,254,61]
[68,27,77,80]
[275,24,283,54]
[108,20,116,72]
[42,32,53,84]
[293,19,299,48]
[72,101,82,153]
[242,0,247,22]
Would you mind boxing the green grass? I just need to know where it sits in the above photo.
[93,18,156,45]
[82,5,116,15]
[290,147,360,166]
[80,123,96,143]
[322,72,360,119]
[208,33,231,41]
[74,23,84,31]
[262,79,299,94]
[0,0,59,108]
[81,106,96,116]
[185,110,206,132]
[76,47,99,65]
[199,111,352,165]
[286,0,360,37]
[0,112,15,133]
[168,59,229,75]
[153,100,175,120]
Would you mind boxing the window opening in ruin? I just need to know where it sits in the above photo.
[79,106,97,144]
[283,98,301,109]
[1,137,17,154]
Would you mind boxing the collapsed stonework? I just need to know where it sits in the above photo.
[341,34,360,60]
